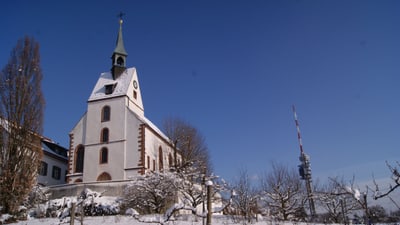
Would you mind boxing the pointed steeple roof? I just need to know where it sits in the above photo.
[114,19,128,56]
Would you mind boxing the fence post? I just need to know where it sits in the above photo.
[70,203,75,225]
[206,181,213,225]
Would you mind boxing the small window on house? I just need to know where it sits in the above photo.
[100,147,108,164]
[147,156,150,169]
[102,106,111,122]
[52,166,61,180]
[133,91,137,99]
[101,128,109,143]
[105,83,117,95]
[153,159,156,171]
[39,161,48,176]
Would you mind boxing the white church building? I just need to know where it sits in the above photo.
[67,19,180,184]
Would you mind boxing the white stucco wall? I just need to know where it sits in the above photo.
[144,127,175,172]
[83,97,128,182]
[124,109,142,178]
[38,154,68,186]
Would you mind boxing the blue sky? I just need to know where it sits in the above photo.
[1,0,399,184]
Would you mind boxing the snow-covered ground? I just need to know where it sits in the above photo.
[2,184,398,225]
[4,216,336,225]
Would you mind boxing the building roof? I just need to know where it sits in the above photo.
[41,138,68,160]
[88,67,135,101]
[127,107,172,144]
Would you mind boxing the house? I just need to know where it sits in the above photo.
[0,118,68,186]
[37,138,69,186]
[67,18,180,184]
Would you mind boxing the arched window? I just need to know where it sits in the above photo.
[97,172,112,181]
[101,128,109,143]
[74,178,83,183]
[101,106,111,122]
[75,145,84,173]
[100,147,108,164]
[159,146,163,171]
[116,57,124,66]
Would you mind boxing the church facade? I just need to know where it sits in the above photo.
[67,19,180,184]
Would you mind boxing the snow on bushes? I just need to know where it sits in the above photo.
[26,188,122,220]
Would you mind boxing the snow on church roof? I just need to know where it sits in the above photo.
[88,66,171,145]
[126,106,172,145]
[88,67,136,102]
[143,116,171,144]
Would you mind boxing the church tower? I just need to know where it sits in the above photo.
[111,18,128,80]
[68,17,180,185]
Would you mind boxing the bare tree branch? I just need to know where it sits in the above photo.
[163,117,212,173]
[372,161,400,200]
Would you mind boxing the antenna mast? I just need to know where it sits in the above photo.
[292,105,316,218]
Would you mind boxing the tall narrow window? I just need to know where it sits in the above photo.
[100,147,108,164]
[102,106,111,122]
[38,161,48,176]
[147,156,150,169]
[101,128,109,143]
[75,145,84,173]
[52,166,61,180]
[168,154,173,167]
[158,147,163,171]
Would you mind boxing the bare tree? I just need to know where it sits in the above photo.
[174,166,205,214]
[123,172,177,214]
[316,177,360,223]
[230,168,259,223]
[163,117,211,173]
[260,162,306,221]
[174,168,232,216]
[329,176,369,224]
[0,36,45,215]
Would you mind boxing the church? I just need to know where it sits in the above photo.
[67,18,180,184]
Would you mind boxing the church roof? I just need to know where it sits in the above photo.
[127,106,173,146]
[88,67,135,102]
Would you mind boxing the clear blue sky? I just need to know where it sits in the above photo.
[1,0,399,184]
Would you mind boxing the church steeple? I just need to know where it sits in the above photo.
[111,15,128,80]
